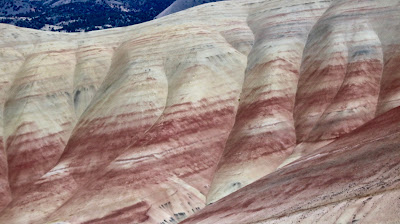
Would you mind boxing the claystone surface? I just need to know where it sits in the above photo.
[0,0,399,223]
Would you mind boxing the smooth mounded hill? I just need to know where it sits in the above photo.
[0,0,399,223]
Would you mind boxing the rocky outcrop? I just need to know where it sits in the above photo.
[0,0,399,223]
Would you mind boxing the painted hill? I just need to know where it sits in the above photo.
[0,0,399,223]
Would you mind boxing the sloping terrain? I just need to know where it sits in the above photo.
[184,104,400,223]
[156,0,222,19]
[0,0,399,223]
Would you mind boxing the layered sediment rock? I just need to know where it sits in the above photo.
[206,0,333,203]
[183,105,400,224]
[0,0,399,223]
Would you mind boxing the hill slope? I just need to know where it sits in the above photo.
[0,0,399,223]
[156,0,223,19]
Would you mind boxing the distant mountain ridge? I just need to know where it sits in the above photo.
[0,0,151,15]
[0,0,220,32]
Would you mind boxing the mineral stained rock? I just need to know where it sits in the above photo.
[0,0,399,223]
